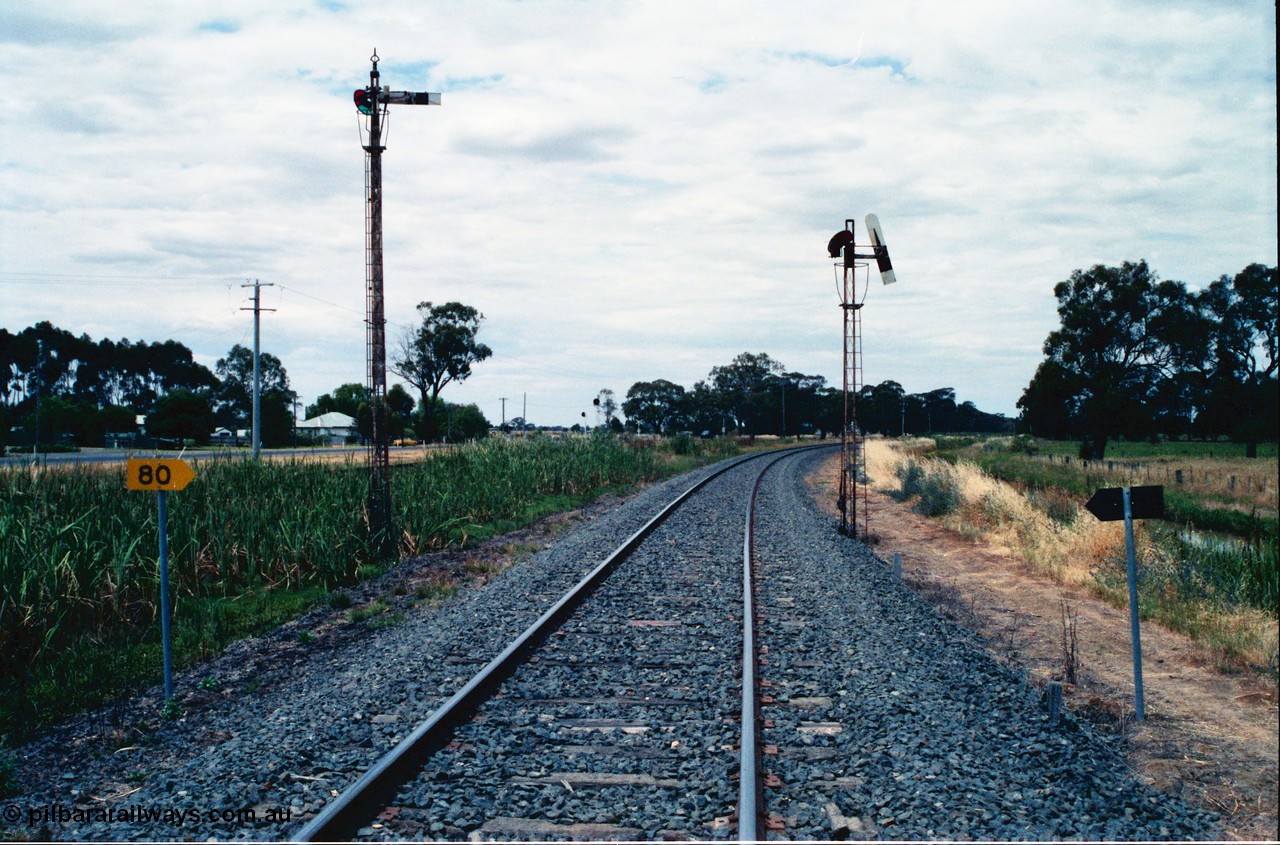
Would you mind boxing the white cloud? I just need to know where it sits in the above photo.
[1,0,1275,424]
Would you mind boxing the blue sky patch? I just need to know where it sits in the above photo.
[858,55,910,79]
[699,74,728,93]
[786,50,852,68]
[385,60,440,87]
[196,20,239,34]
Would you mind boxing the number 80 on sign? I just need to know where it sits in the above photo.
[126,459,196,491]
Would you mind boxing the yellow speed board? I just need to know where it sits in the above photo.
[126,459,196,491]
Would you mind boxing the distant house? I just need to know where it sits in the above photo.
[211,427,238,446]
[297,412,358,445]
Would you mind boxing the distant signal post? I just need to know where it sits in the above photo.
[826,215,898,540]
[354,49,440,548]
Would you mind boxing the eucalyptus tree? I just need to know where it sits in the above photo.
[623,379,687,434]
[392,301,492,442]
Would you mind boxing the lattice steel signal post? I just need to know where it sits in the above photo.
[354,50,440,549]
[827,215,897,539]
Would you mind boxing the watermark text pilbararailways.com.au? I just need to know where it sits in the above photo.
[3,802,293,829]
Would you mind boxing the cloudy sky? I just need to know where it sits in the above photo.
[1,1,1276,428]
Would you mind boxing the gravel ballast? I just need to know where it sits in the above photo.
[751,448,1217,840]
[362,455,767,841]
[2,447,1219,841]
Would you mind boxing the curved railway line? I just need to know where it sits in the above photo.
[296,445,821,841]
[291,444,1212,841]
[10,446,1215,842]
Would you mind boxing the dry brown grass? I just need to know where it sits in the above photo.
[866,437,1280,670]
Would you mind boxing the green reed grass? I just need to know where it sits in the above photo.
[0,435,735,739]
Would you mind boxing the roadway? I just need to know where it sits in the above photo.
[0,445,380,468]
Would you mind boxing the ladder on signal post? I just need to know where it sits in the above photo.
[828,214,896,541]
[356,49,440,550]
[839,257,867,539]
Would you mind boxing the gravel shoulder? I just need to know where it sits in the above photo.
[806,452,1278,840]
[753,449,1216,840]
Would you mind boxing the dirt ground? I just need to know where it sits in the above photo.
[807,453,1279,841]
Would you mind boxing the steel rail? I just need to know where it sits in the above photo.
[293,445,824,842]
[738,446,823,841]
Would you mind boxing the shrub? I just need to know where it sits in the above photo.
[981,491,1012,525]
[669,433,697,456]
[1009,434,1040,455]
[1028,488,1078,526]
[914,469,961,517]
[931,435,977,451]
[894,459,927,500]
[1094,530,1278,617]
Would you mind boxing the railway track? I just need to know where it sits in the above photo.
[13,446,1215,841]
[295,445,824,841]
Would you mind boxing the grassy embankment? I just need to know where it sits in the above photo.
[865,435,1278,673]
[0,433,750,743]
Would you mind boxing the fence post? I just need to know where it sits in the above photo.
[1047,682,1063,723]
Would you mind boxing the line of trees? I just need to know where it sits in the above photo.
[0,322,296,448]
[305,382,491,444]
[5,316,1020,450]
[619,351,1012,438]
[3,299,499,451]
[1017,261,1278,458]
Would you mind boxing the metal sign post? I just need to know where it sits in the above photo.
[1085,484,1163,720]
[127,458,197,703]
[157,489,174,700]
[1121,486,1145,720]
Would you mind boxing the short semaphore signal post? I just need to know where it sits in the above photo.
[354,49,440,548]
[827,215,897,540]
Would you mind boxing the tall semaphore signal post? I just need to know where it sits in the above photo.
[355,50,440,548]
[827,215,897,540]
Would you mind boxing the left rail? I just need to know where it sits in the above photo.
[293,449,794,841]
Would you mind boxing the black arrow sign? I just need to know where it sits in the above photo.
[1085,485,1164,522]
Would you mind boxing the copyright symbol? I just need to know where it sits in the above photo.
[2,805,20,824]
